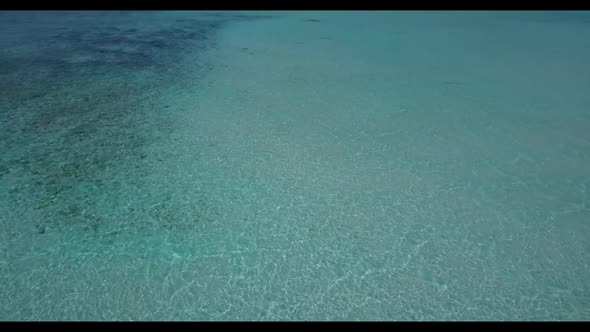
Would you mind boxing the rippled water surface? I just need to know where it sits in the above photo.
[1,11,589,320]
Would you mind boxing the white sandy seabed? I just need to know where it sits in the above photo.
[1,11,590,320]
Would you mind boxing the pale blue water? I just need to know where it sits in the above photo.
[1,11,589,321]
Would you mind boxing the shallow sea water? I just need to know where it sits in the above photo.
[1,11,589,320]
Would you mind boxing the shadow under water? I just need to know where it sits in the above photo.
[0,11,273,237]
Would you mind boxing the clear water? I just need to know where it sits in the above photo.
[1,11,589,321]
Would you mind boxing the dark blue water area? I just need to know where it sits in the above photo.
[0,12,251,95]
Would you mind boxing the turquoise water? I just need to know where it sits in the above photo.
[1,11,589,320]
